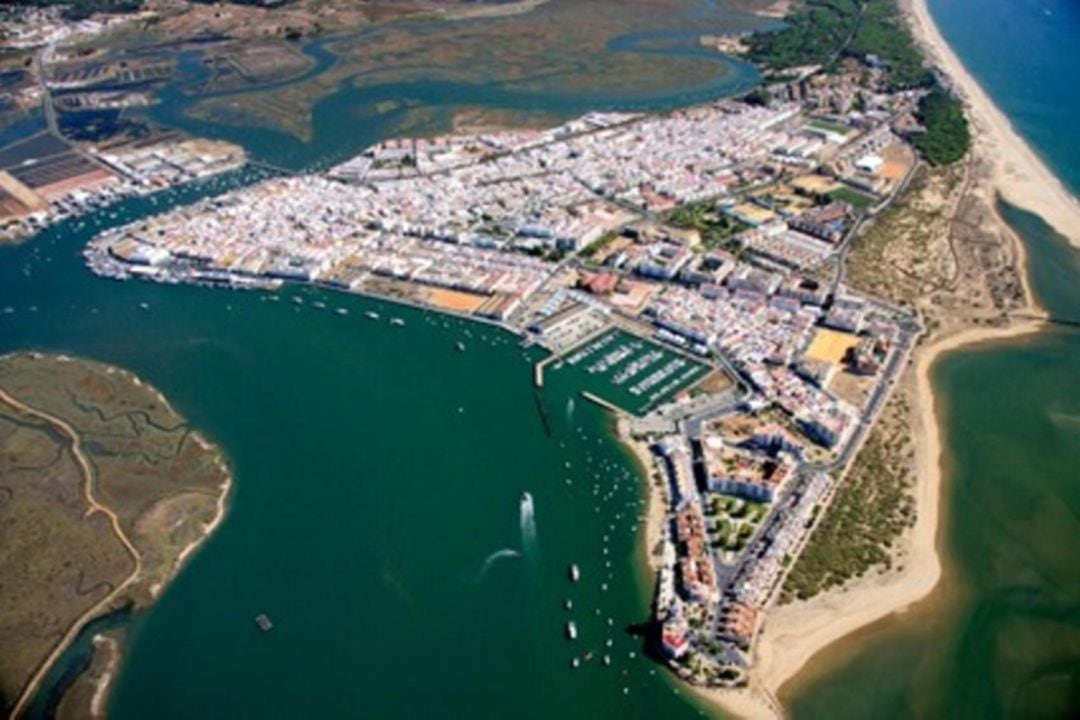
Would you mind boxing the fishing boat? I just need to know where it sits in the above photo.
[566,621,577,640]
[569,564,580,583]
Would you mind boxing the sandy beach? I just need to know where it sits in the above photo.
[754,319,1043,704]
[903,0,1080,247]
[718,1,1080,712]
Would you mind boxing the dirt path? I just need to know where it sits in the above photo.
[2,388,143,720]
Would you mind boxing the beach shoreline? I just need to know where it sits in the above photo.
[756,318,1044,702]
[903,0,1080,248]
[669,2,1077,712]
[738,0,1075,705]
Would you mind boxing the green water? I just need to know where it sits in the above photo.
[550,329,710,416]
[787,207,1080,718]
[4,195,712,719]
[0,2,774,717]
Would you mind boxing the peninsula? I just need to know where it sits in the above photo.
[83,44,932,707]
[4,0,1077,716]
[0,353,231,719]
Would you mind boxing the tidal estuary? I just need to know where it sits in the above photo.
[3,2,769,717]
[3,0,1077,717]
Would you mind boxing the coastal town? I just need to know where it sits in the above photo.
[86,70,924,689]
[4,0,1080,715]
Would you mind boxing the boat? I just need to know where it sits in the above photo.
[603,655,611,666]
[566,621,577,640]
[456,341,466,352]
[336,308,348,316]
[365,311,380,320]
[569,564,580,583]
[571,657,580,669]
[564,599,573,611]
[390,317,405,326]
[254,614,273,632]
[313,301,326,309]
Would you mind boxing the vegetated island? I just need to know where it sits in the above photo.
[0,352,231,719]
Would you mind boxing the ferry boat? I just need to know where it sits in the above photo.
[254,614,273,632]
[566,621,577,640]
[569,564,580,583]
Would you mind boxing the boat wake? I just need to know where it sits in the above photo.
[520,491,538,559]
[473,548,521,583]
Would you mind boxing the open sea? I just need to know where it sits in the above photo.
[787,0,1080,717]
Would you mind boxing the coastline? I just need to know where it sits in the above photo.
[756,318,1044,703]
[902,0,1080,247]
[715,0,1080,712]
[2,357,234,720]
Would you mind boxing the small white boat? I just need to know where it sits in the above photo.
[564,599,573,611]
[390,317,405,326]
[566,622,577,640]
[456,341,466,352]
[336,308,348,316]
[569,564,580,583]
[365,311,380,320]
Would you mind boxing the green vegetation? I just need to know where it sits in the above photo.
[0,354,230,714]
[848,0,931,89]
[780,397,915,602]
[807,119,851,136]
[828,186,875,208]
[745,0,862,71]
[746,0,931,90]
[580,230,619,261]
[912,88,971,165]
[667,201,748,250]
[706,494,767,554]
